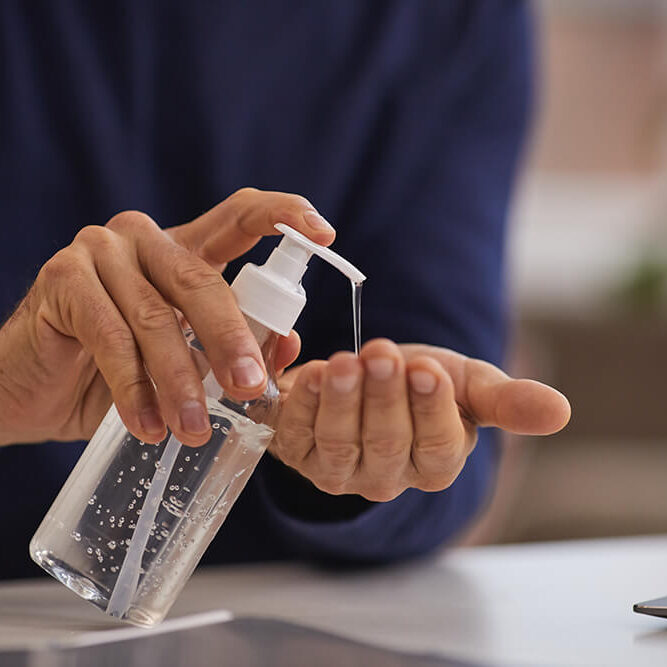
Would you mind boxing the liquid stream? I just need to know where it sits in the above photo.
[352,280,362,355]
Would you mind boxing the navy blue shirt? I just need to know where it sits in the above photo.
[0,1,532,578]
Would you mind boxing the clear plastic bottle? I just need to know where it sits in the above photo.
[29,318,280,626]
[30,224,365,626]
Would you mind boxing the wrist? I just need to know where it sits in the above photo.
[0,312,40,446]
[0,375,25,446]
[260,454,373,522]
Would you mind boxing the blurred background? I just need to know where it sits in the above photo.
[463,0,667,545]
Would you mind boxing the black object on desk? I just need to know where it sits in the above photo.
[634,596,667,619]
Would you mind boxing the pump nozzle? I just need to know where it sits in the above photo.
[271,223,366,284]
[230,224,366,336]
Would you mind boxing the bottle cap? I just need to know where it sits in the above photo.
[230,223,366,336]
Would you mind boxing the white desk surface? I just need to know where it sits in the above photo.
[2,535,667,666]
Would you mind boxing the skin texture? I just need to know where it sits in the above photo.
[0,188,571,501]
[0,188,333,448]
[274,341,571,502]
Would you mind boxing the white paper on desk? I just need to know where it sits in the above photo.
[58,609,234,649]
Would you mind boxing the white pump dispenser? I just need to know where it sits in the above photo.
[231,223,366,336]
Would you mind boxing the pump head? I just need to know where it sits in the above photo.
[230,224,366,336]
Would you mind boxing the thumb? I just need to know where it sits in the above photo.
[466,369,571,435]
[167,188,335,270]
[400,344,571,435]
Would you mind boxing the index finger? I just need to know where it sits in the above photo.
[115,213,267,402]
[167,188,336,270]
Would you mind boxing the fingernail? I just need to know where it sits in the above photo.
[330,373,358,394]
[366,357,395,381]
[139,408,164,435]
[232,356,265,388]
[180,400,209,434]
[303,210,334,232]
[409,370,438,395]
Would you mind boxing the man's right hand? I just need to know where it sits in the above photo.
[0,188,334,447]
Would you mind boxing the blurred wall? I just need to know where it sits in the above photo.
[462,0,667,546]
[535,0,667,175]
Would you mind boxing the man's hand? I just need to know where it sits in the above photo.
[0,188,333,447]
[273,339,571,501]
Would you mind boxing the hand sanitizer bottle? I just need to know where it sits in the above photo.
[30,224,365,627]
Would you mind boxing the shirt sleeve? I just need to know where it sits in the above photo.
[249,0,534,563]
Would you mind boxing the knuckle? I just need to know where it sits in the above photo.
[419,452,467,488]
[172,260,223,293]
[36,251,89,324]
[413,448,466,487]
[161,365,202,394]
[210,320,253,353]
[365,385,404,410]
[288,193,313,210]
[225,187,259,213]
[278,421,315,449]
[418,475,457,493]
[114,375,154,402]
[106,210,153,233]
[133,300,177,333]
[39,250,76,284]
[315,436,360,470]
[233,186,259,199]
[40,246,93,286]
[314,477,348,496]
[410,395,443,419]
[97,322,136,356]
[413,432,463,458]
[169,364,198,381]
[73,225,115,250]
[363,434,408,460]
[362,483,402,503]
